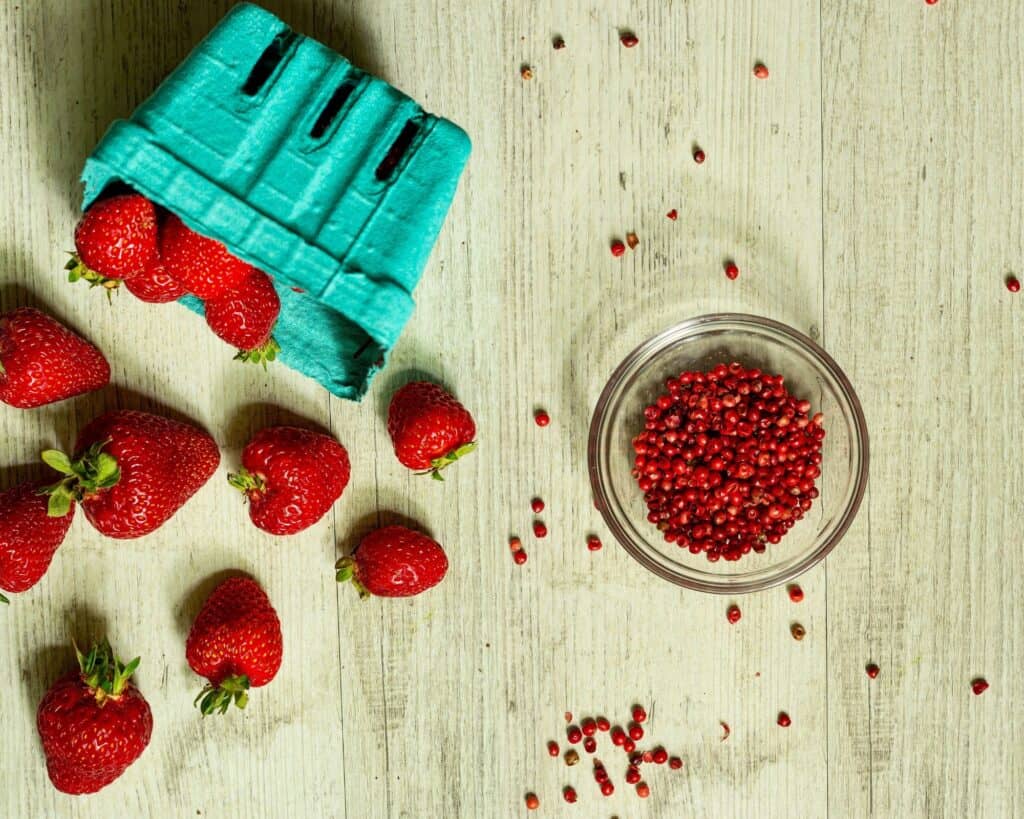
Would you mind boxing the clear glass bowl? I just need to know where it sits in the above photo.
[588,314,869,594]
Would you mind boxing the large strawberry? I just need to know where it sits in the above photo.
[186,576,283,715]
[228,426,350,535]
[0,307,110,408]
[37,639,152,794]
[204,268,281,365]
[160,213,253,300]
[387,381,476,479]
[123,260,187,304]
[0,481,75,603]
[66,193,158,289]
[42,410,220,539]
[336,525,448,598]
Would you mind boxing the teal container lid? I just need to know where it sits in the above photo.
[81,2,470,399]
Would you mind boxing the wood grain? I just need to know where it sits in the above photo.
[0,1,1020,817]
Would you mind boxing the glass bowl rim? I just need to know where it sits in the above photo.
[587,312,870,594]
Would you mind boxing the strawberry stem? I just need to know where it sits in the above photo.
[65,253,122,301]
[195,674,250,716]
[334,557,370,599]
[38,440,120,517]
[75,638,140,704]
[233,337,280,370]
[227,468,265,497]
[415,442,477,481]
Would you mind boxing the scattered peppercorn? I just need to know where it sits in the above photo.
[548,740,560,757]
[535,410,550,427]
[520,65,533,80]
[564,749,580,766]
[669,756,683,770]
[626,232,640,250]
[667,209,678,220]
[625,766,641,784]
[622,738,636,754]
[788,584,804,602]
[777,712,791,727]
[611,727,626,746]
[652,747,668,765]
[567,725,583,744]
[586,535,603,551]
[693,148,706,164]
[525,793,539,810]
[866,664,880,679]
[632,705,647,724]
[641,751,654,764]
[636,782,650,798]
[628,723,644,741]
[610,239,626,257]
[581,718,597,737]
[601,781,615,796]
[509,537,522,552]
[563,786,577,803]
[724,261,740,280]
[564,711,572,722]
[553,36,566,50]
[533,521,547,538]
[791,623,806,641]
[971,678,989,696]
[720,721,731,741]
[727,604,742,624]
[620,32,639,48]
[513,550,528,565]
[583,736,597,754]
[925,0,938,4]
[753,63,770,79]
[1007,276,1021,293]
[596,716,610,732]
[531,498,544,514]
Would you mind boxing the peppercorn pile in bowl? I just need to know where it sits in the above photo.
[588,314,869,594]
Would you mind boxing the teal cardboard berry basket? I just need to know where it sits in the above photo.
[80,2,470,400]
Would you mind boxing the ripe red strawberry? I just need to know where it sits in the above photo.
[66,194,158,288]
[42,410,220,539]
[0,307,110,408]
[336,525,448,598]
[37,639,152,794]
[0,481,75,603]
[160,213,253,299]
[228,426,350,535]
[186,576,283,715]
[387,381,477,479]
[204,268,281,365]
[123,260,187,303]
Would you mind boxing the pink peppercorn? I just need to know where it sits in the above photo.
[610,239,626,257]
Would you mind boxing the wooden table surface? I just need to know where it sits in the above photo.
[2,1,1021,817]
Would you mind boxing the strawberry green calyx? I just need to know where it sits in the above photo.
[75,638,141,705]
[415,442,477,482]
[234,337,280,370]
[0,593,8,604]
[39,440,121,517]
[227,468,266,498]
[195,674,250,716]
[65,253,121,300]
[334,557,370,599]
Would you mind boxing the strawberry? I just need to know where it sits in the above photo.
[387,381,477,479]
[160,213,253,300]
[66,193,158,289]
[41,410,220,539]
[0,307,110,408]
[0,481,75,603]
[123,260,187,303]
[186,576,283,715]
[37,639,152,794]
[228,426,350,535]
[336,525,448,598]
[204,268,281,365]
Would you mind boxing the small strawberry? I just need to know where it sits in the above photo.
[41,410,220,539]
[0,307,110,408]
[66,193,158,289]
[123,260,187,303]
[336,525,448,598]
[228,426,350,535]
[160,213,253,299]
[186,576,283,715]
[387,381,477,479]
[37,639,152,794]
[0,481,75,603]
[204,268,281,365]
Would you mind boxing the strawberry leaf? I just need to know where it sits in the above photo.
[0,592,9,604]
[41,450,74,475]
[46,488,73,518]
